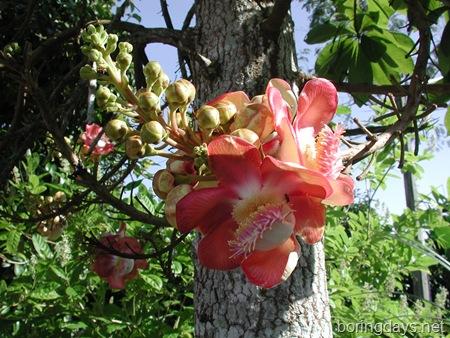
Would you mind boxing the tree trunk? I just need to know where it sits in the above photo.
[191,1,332,337]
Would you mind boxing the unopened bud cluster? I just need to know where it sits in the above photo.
[78,26,289,228]
[26,192,68,241]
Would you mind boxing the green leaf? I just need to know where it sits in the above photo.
[433,226,450,249]
[445,106,450,136]
[65,286,78,298]
[29,174,39,188]
[32,234,53,259]
[31,284,60,300]
[50,265,67,280]
[440,19,450,56]
[305,22,346,44]
[361,35,386,62]
[141,274,163,291]
[316,38,356,81]
[124,179,143,191]
[6,230,21,254]
[336,105,352,115]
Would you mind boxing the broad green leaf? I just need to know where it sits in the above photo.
[316,38,356,81]
[433,226,450,249]
[336,105,352,115]
[368,0,394,25]
[141,274,163,291]
[305,22,348,44]
[50,265,67,280]
[361,35,386,61]
[445,106,450,136]
[32,234,53,259]
[31,284,60,300]
[6,230,21,254]
[124,179,143,191]
[29,174,39,188]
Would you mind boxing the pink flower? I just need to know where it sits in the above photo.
[92,223,148,289]
[266,78,354,242]
[81,123,114,156]
[176,135,333,288]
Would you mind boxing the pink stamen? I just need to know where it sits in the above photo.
[315,124,344,179]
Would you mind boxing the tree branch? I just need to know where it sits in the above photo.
[333,81,450,96]
[262,0,292,37]
[343,0,432,165]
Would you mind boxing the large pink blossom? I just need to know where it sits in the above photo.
[92,223,148,289]
[81,123,114,156]
[176,135,333,288]
[266,78,354,243]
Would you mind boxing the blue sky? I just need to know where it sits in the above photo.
[119,0,449,214]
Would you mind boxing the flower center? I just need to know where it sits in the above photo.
[229,200,294,257]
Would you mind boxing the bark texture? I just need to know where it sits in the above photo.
[191,1,332,337]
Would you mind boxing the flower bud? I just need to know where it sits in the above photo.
[138,91,160,120]
[230,128,260,146]
[152,169,175,199]
[79,65,98,80]
[167,158,195,175]
[144,61,162,84]
[105,34,118,54]
[86,24,96,35]
[118,41,133,53]
[125,135,145,159]
[164,184,192,227]
[231,103,273,139]
[165,79,195,109]
[152,72,170,96]
[212,100,237,125]
[141,121,166,144]
[96,86,112,107]
[83,48,103,63]
[116,52,132,71]
[195,105,220,130]
[105,119,129,141]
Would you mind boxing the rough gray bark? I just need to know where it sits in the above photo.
[190,1,332,337]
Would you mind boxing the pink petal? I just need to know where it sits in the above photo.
[290,194,326,244]
[107,274,127,289]
[295,78,338,134]
[241,235,300,288]
[267,78,297,116]
[207,91,250,113]
[261,156,332,199]
[323,174,354,206]
[208,135,262,197]
[267,86,300,162]
[176,187,236,234]
[197,219,244,270]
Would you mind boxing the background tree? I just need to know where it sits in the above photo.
[0,0,449,337]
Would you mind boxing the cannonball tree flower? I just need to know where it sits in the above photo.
[80,123,114,156]
[176,135,334,288]
[266,78,354,243]
[92,223,148,289]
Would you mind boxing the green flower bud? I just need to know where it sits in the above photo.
[213,100,237,125]
[144,61,162,84]
[91,33,105,48]
[125,135,145,159]
[152,72,170,96]
[165,79,196,109]
[138,91,160,120]
[105,34,118,54]
[96,86,112,107]
[152,169,175,199]
[79,65,98,80]
[84,48,103,62]
[105,119,129,141]
[230,128,260,146]
[86,24,96,35]
[118,41,133,53]
[195,105,220,130]
[116,52,132,71]
[141,121,166,144]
